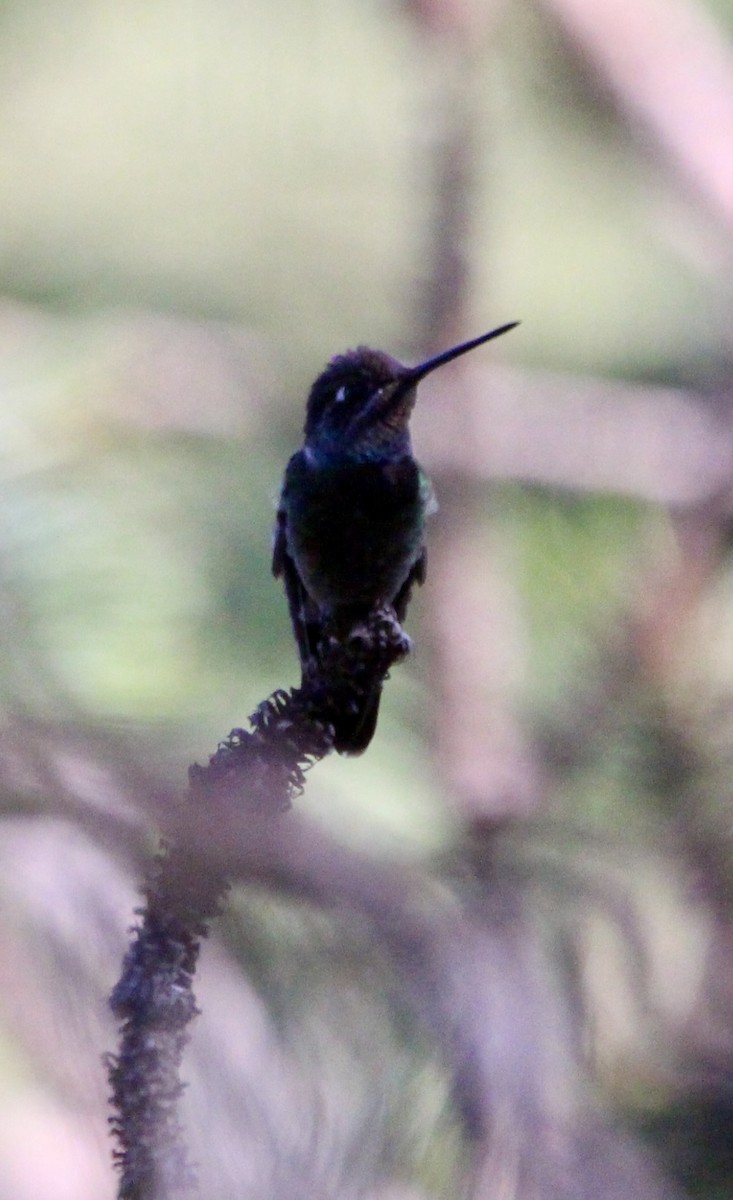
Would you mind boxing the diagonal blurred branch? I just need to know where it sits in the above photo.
[542,0,733,236]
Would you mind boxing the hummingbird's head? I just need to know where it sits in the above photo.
[304,347,416,459]
[304,321,520,460]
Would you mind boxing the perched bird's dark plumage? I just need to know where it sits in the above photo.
[273,322,519,753]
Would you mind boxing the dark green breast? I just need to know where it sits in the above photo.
[281,450,429,611]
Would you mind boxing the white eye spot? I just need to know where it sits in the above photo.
[334,385,347,403]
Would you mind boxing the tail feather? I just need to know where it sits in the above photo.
[332,685,382,756]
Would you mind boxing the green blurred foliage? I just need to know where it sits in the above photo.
[0,0,723,371]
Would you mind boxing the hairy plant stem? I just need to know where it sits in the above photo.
[107,609,410,1200]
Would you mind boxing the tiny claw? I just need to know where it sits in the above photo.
[395,632,412,660]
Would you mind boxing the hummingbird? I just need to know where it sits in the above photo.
[273,321,519,754]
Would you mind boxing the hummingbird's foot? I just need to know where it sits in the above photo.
[327,606,411,664]
[317,605,411,662]
[369,606,412,662]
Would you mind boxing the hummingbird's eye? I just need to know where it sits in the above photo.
[334,385,348,404]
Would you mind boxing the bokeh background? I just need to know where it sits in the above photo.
[2,0,733,1196]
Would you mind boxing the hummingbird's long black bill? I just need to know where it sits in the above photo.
[350,320,520,436]
[406,320,520,386]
